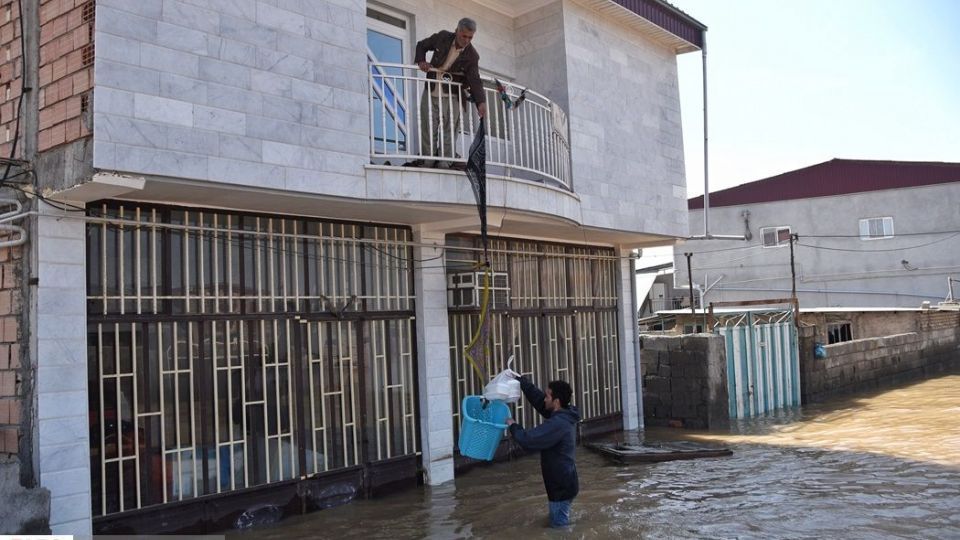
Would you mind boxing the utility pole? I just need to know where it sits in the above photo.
[685,252,695,315]
[789,234,798,301]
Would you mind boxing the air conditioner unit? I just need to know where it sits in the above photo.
[447,271,509,308]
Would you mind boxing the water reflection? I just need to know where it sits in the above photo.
[232,374,960,539]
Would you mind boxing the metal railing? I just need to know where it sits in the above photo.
[87,202,419,517]
[369,61,573,190]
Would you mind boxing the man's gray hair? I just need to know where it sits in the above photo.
[457,17,477,32]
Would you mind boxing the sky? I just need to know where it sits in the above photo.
[670,0,960,198]
[637,0,960,289]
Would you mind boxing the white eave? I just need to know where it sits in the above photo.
[577,0,703,54]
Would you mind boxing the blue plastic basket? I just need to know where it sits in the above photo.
[458,396,511,461]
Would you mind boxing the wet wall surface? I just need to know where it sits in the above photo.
[229,373,960,539]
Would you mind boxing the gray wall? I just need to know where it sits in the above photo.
[562,0,688,237]
[800,311,960,403]
[92,0,370,193]
[639,334,728,429]
[89,0,689,238]
[677,183,960,308]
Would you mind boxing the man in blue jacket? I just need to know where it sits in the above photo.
[506,377,580,528]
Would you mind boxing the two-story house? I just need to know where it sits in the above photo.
[677,159,960,309]
[0,0,705,534]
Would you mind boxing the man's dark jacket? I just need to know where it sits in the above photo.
[414,30,486,106]
[508,377,580,502]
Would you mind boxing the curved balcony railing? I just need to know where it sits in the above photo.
[368,62,572,190]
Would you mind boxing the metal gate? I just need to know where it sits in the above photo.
[713,306,801,418]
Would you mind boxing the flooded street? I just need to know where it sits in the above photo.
[234,373,960,539]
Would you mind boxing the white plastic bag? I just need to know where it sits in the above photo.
[483,356,521,403]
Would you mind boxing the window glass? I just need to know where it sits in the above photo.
[859,217,894,240]
[761,226,791,248]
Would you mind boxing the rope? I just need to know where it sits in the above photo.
[463,263,492,384]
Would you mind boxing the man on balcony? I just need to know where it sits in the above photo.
[411,18,487,170]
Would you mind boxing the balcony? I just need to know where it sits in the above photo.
[368,62,572,190]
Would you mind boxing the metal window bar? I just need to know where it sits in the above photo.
[448,238,623,447]
[89,204,418,516]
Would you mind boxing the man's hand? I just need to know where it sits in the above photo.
[477,102,487,119]
[418,61,430,72]
[505,418,515,426]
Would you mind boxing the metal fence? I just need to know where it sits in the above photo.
[446,236,622,446]
[87,203,418,517]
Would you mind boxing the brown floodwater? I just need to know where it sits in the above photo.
[231,373,960,539]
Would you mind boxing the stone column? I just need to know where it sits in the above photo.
[617,248,642,430]
[412,227,454,485]
[32,201,91,534]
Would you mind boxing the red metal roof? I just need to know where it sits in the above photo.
[689,159,960,210]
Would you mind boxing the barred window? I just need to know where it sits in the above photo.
[447,235,623,449]
[87,202,418,517]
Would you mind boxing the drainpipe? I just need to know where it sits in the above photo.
[630,252,643,429]
[688,35,745,242]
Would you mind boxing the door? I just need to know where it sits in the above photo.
[715,310,801,418]
[367,7,410,156]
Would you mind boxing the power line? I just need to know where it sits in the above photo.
[801,230,960,238]
[796,232,960,253]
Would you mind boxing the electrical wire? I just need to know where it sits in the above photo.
[0,0,28,187]
[801,230,960,238]
[796,232,960,253]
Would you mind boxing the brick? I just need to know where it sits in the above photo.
[7,343,18,369]
[49,121,65,146]
[0,426,17,453]
[0,290,10,315]
[66,6,81,31]
[2,263,15,288]
[0,371,15,396]
[38,128,52,151]
[8,399,20,424]
[65,48,81,73]
[0,316,16,342]
[72,68,89,92]
[39,64,52,86]
[64,117,79,140]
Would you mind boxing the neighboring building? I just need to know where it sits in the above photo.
[677,159,960,309]
[636,262,687,316]
[0,0,705,534]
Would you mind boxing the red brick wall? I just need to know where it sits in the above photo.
[0,244,22,455]
[38,0,92,151]
[0,0,24,160]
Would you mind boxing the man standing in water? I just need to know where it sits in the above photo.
[506,378,580,528]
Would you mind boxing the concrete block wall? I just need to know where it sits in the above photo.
[38,0,93,151]
[91,0,370,194]
[639,334,728,429]
[800,313,960,403]
[0,0,23,160]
